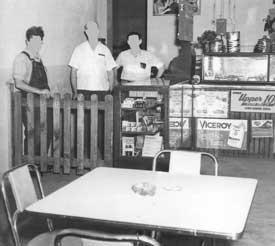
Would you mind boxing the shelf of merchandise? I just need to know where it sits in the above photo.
[113,85,169,169]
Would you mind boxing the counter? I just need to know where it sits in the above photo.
[169,83,275,159]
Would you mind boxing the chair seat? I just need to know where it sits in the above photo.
[28,231,82,246]
[28,231,134,246]
[81,239,133,246]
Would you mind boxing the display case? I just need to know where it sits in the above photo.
[168,83,275,159]
[202,53,275,84]
[114,84,169,168]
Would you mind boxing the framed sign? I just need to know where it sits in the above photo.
[196,119,248,150]
[153,0,178,15]
[231,90,275,113]
[251,120,273,138]
[153,0,201,16]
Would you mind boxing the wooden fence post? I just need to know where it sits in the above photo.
[77,94,85,174]
[90,94,98,169]
[40,95,48,172]
[104,95,113,167]
[14,92,22,166]
[53,93,61,173]
[63,94,72,174]
[27,93,34,164]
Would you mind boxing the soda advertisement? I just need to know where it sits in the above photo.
[169,118,191,148]
[193,90,229,118]
[169,89,229,118]
[231,90,275,113]
[196,118,247,150]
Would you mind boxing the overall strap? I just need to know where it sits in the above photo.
[21,51,44,64]
[21,51,34,61]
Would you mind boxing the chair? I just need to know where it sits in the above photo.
[151,150,218,246]
[1,163,55,246]
[152,150,218,176]
[1,164,162,246]
[53,229,161,246]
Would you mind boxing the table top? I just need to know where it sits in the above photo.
[27,167,257,240]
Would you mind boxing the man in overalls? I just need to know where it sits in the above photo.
[12,26,52,156]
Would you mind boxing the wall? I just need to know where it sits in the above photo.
[147,1,179,67]
[194,0,274,51]
[147,0,274,67]
[0,0,108,242]
[97,0,108,41]
[0,0,102,176]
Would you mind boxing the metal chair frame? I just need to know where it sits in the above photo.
[54,229,161,246]
[151,150,218,246]
[1,163,53,246]
[152,150,218,176]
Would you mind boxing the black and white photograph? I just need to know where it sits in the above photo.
[153,0,201,16]
[0,1,274,246]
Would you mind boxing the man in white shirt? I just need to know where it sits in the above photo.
[116,32,164,85]
[69,21,117,98]
[69,21,117,158]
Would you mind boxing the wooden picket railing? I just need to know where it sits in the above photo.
[11,91,113,174]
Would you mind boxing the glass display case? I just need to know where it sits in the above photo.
[113,85,169,168]
[269,55,275,82]
[202,53,275,84]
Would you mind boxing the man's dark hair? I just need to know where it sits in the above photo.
[127,32,142,40]
[26,26,44,41]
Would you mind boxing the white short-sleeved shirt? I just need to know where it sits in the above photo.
[116,49,164,83]
[69,41,117,91]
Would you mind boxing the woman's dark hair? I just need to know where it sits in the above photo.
[127,32,142,40]
[26,26,44,41]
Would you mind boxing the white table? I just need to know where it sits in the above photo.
[27,167,257,240]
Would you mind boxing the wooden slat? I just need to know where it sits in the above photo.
[240,112,247,157]
[112,87,121,167]
[250,113,256,156]
[40,95,48,172]
[20,99,106,110]
[271,113,275,159]
[244,112,250,157]
[22,155,105,170]
[70,111,76,158]
[63,94,72,174]
[27,93,34,163]
[230,112,237,157]
[14,92,22,165]
[104,95,113,167]
[90,94,98,169]
[254,113,260,157]
[260,114,264,158]
[53,93,61,173]
[77,94,85,174]
[263,114,269,158]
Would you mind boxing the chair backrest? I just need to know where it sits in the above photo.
[54,229,162,246]
[1,163,44,245]
[152,150,218,176]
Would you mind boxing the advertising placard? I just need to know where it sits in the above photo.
[169,89,229,118]
[169,118,191,148]
[251,120,273,138]
[231,90,275,113]
[169,89,192,117]
[193,90,229,118]
[196,118,247,150]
